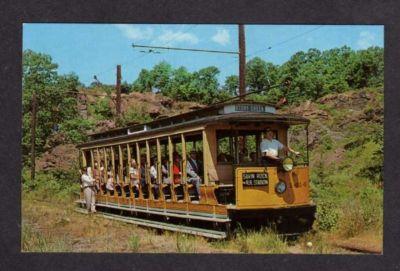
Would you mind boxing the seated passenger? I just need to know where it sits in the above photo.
[250,152,257,163]
[161,157,171,184]
[260,128,300,165]
[106,172,114,195]
[239,148,251,163]
[129,159,139,189]
[173,154,182,184]
[217,153,228,163]
[150,157,160,199]
[186,150,201,200]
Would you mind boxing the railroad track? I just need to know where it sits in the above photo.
[74,208,227,239]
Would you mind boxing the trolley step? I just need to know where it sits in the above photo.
[74,208,227,239]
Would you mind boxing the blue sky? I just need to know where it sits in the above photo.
[23,24,384,86]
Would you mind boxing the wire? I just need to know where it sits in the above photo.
[93,24,199,83]
[247,25,324,58]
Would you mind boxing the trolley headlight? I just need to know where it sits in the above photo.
[275,181,287,194]
[282,157,294,172]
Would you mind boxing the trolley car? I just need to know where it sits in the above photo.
[76,100,315,238]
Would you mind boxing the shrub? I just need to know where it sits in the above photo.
[316,200,339,231]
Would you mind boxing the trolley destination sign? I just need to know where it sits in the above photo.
[242,172,269,186]
[221,103,276,115]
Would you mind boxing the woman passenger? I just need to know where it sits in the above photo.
[106,171,114,196]
[173,154,182,184]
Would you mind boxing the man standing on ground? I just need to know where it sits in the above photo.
[80,167,96,213]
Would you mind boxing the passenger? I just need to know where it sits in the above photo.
[161,157,171,184]
[173,153,182,184]
[250,152,257,163]
[217,153,228,163]
[239,148,251,163]
[150,157,160,199]
[106,171,114,195]
[99,161,105,183]
[186,150,201,200]
[80,167,96,213]
[260,128,300,165]
[129,159,140,189]
[93,162,100,192]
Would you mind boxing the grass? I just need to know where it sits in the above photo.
[128,234,140,252]
[176,233,197,253]
[233,228,288,254]
[22,221,73,252]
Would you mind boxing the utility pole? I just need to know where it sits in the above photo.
[238,24,246,100]
[30,91,37,181]
[116,65,121,118]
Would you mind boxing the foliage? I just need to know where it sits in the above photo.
[88,97,113,120]
[22,50,84,162]
[22,167,80,203]
[120,105,152,126]
[128,46,383,106]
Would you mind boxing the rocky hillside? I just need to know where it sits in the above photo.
[37,87,383,175]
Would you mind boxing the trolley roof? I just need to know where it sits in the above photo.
[78,100,309,148]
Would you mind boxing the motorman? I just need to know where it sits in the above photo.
[260,128,300,165]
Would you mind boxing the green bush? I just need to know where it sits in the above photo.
[22,168,80,203]
[316,200,339,231]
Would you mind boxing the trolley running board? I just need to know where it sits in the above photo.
[75,199,230,223]
[74,208,227,239]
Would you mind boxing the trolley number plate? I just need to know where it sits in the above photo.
[242,172,269,186]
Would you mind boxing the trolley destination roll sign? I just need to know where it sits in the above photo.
[242,172,269,186]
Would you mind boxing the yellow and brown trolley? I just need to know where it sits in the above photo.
[75,100,315,239]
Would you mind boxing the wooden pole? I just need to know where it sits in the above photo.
[116,65,122,118]
[238,24,246,99]
[30,91,37,181]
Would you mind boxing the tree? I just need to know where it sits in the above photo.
[188,66,220,104]
[132,69,153,92]
[223,75,239,96]
[22,50,85,162]
[246,57,277,93]
[163,66,193,100]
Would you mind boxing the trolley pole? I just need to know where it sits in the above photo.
[116,65,122,118]
[238,24,246,100]
[30,91,37,181]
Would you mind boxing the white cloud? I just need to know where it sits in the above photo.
[357,31,375,49]
[211,29,230,46]
[156,30,199,45]
[115,24,154,41]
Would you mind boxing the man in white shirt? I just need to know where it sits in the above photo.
[80,167,96,213]
[260,128,300,164]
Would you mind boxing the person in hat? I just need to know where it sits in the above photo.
[186,150,201,201]
[260,128,300,164]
